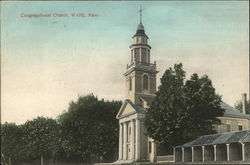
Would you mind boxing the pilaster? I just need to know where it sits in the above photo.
[135,119,141,161]
[131,120,135,160]
[123,122,127,160]
[119,123,123,160]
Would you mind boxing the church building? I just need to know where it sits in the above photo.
[116,14,250,163]
[116,17,158,162]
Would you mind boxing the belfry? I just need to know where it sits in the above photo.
[116,8,158,162]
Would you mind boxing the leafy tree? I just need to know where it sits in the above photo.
[145,63,224,150]
[183,73,224,141]
[1,122,24,164]
[145,63,186,151]
[22,117,61,164]
[58,94,121,163]
[235,100,250,114]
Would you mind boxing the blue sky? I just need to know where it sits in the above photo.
[1,1,249,124]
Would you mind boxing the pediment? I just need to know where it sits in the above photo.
[116,100,137,119]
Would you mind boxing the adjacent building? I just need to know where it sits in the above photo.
[174,130,250,162]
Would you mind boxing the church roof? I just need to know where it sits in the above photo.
[220,102,250,119]
[140,95,155,104]
[175,130,250,148]
[133,23,148,39]
[140,96,249,119]
[116,99,146,119]
[126,99,146,114]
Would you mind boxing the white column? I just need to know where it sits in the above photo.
[118,123,123,160]
[226,144,230,161]
[131,120,135,160]
[153,142,157,162]
[191,147,194,162]
[135,119,140,161]
[182,148,185,162]
[173,148,176,162]
[202,146,205,162]
[123,122,127,160]
[213,145,217,161]
[241,143,245,161]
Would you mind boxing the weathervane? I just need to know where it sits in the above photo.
[139,5,143,23]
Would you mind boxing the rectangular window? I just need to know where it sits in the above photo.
[134,48,140,61]
[141,55,147,63]
[128,126,131,142]
[141,48,147,63]
[239,125,243,131]
[226,124,231,132]
[141,38,144,43]
[141,48,146,56]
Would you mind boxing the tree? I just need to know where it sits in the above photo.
[22,117,61,164]
[145,63,224,150]
[58,94,121,163]
[235,100,250,114]
[183,73,224,141]
[145,63,186,151]
[1,122,24,164]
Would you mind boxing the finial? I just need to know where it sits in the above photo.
[139,5,143,24]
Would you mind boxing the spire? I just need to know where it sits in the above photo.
[139,5,143,24]
[138,5,144,30]
[133,5,148,38]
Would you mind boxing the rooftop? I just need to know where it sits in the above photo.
[141,96,249,119]
[220,102,249,119]
[175,130,250,148]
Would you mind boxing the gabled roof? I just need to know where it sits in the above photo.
[140,95,155,105]
[116,99,146,119]
[126,99,146,113]
[220,102,250,119]
[175,130,250,148]
[139,96,249,119]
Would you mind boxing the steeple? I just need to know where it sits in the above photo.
[123,8,158,105]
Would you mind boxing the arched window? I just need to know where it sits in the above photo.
[129,77,132,91]
[143,74,149,90]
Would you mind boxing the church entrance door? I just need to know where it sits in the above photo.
[128,144,132,160]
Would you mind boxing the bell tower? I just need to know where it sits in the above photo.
[124,10,158,105]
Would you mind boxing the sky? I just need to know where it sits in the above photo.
[1,1,249,124]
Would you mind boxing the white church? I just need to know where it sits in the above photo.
[116,15,250,163]
[116,19,158,162]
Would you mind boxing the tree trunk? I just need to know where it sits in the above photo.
[41,155,43,165]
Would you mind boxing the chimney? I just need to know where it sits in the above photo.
[242,93,247,114]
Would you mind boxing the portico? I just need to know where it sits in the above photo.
[116,100,147,162]
[118,117,140,161]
